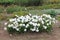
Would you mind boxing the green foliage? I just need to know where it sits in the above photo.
[0,6,4,13]
[0,0,60,6]
[0,0,42,6]
[38,4,60,9]
[45,10,57,17]
[6,5,21,13]
[14,0,42,6]
[0,0,14,4]
[13,11,29,16]
[24,4,60,10]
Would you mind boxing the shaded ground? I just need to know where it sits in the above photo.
[0,20,60,40]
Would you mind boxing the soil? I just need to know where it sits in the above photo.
[0,19,60,40]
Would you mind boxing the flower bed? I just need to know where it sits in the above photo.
[4,14,55,34]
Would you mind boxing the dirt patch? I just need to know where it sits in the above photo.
[0,21,60,40]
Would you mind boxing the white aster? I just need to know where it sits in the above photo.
[30,28,36,31]
[15,15,19,17]
[17,19,20,22]
[4,22,8,25]
[33,23,37,27]
[43,26,47,29]
[25,24,29,28]
[36,29,39,32]
[16,28,19,31]
[47,23,49,25]
[37,23,40,26]
[4,27,7,30]
[8,24,14,27]
[41,21,44,24]
[24,29,27,32]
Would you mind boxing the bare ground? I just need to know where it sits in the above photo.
[0,20,60,40]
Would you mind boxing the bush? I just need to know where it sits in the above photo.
[6,5,21,13]
[4,14,55,34]
[45,10,57,17]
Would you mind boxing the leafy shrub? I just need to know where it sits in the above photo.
[45,10,57,17]
[4,14,55,34]
[6,5,21,13]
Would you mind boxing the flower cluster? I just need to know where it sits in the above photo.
[4,14,55,33]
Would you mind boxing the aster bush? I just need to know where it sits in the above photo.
[4,14,55,34]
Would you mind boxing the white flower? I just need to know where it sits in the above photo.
[8,24,14,27]
[17,19,20,22]
[52,18,55,23]
[21,20,24,23]
[38,17,42,21]
[43,14,46,16]
[53,18,55,20]
[29,13,32,16]
[36,28,39,32]
[29,22,33,24]
[25,15,30,18]
[32,19,38,22]
[43,26,47,29]
[20,24,23,26]
[4,22,8,25]
[23,24,25,26]
[33,23,37,27]
[36,29,39,32]
[25,24,29,28]
[24,19,29,22]
[15,15,19,17]
[13,26,17,29]
[49,21,51,25]
[20,16,24,19]
[46,20,49,22]
[9,18,16,22]
[41,21,44,24]
[32,15,38,19]
[20,24,25,26]
[4,27,7,30]
[30,28,36,31]
[37,23,40,26]
[47,15,52,19]
[13,22,18,27]
[43,18,45,20]
[16,28,19,31]
[47,23,49,25]
[24,29,27,32]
